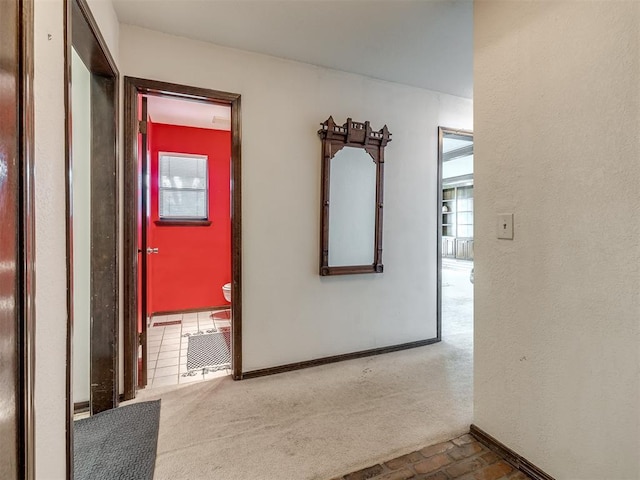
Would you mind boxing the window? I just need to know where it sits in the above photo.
[456,186,473,238]
[159,153,208,220]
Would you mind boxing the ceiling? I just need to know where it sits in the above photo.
[112,0,473,99]
[443,136,472,154]
[147,95,231,130]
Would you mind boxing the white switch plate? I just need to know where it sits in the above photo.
[497,213,514,239]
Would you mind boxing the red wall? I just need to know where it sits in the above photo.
[148,122,231,314]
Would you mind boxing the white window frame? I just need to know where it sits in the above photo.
[158,152,209,221]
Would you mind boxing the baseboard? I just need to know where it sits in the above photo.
[151,305,229,317]
[470,424,556,480]
[76,394,127,413]
[241,337,440,379]
[73,401,90,414]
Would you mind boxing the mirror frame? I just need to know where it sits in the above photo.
[318,116,391,276]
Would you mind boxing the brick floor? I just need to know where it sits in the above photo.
[331,434,532,480]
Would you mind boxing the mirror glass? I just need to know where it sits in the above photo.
[318,117,390,276]
[328,146,376,267]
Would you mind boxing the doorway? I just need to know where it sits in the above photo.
[437,127,473,338]
[66,0,119,416]
[144,95,232,388]
[65,0,120,478]
[123,78,242,400]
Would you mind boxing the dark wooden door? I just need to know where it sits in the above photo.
[0,0,32,477]
[0,0,21,472]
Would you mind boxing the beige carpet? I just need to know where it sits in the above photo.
[129,268,473,480]
[132,340,471,478]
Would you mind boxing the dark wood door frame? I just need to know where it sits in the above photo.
[138,95,149,387]
[0,0,35,478]
[123,77,243,399]
[64,0,119,476]
[437,126,473,340]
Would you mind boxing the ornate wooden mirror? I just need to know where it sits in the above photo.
[318,117,391,276]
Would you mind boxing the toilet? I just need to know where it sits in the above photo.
[212,283,232,322]
[222,282,231,303]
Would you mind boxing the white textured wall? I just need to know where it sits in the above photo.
[34,0,119,477]
[119,25,472,371]
[474,2,640,478]
[86,0,119,65]
[71,49,92,404]
[34,1,67,477]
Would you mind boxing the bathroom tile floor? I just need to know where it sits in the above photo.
[145,310,231,389]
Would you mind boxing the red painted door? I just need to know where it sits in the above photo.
[146,123,231,315]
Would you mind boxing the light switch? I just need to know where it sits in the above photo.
[497,213,514,239]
